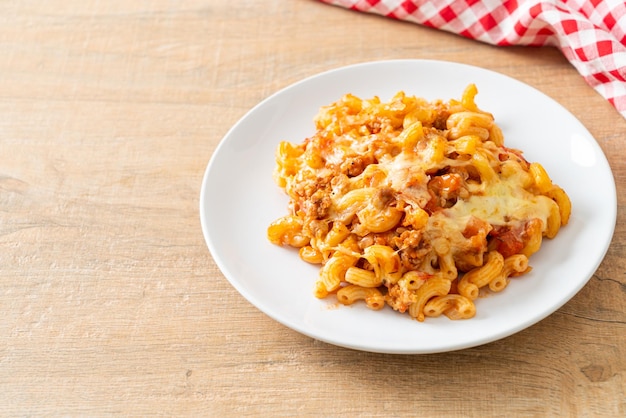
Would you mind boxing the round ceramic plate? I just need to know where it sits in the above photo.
[200,60,616,354]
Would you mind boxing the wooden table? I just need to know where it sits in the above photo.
[1,1,624,415]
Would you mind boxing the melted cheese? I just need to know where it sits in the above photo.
[444,177,552,229]
[379,152,431,208]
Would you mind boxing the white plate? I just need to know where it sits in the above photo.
[200,60,616,354]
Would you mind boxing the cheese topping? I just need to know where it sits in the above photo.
[445,178,553,228]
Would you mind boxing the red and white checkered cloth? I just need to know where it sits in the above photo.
[319,0,626,119]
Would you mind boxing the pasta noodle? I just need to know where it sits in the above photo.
[268,85,571,322]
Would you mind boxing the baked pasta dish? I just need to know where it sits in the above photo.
[267,85,571,321]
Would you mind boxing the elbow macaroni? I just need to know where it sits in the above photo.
[267,85,571,322]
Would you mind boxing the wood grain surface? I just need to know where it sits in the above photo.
[0,1,624,416]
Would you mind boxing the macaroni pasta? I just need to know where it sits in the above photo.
[267,85,571,321]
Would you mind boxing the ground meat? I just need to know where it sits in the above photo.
[300,189,332,219]
[391,229,422,249]
[431,105,451,130]
[340,155,374,177]
[385,283,413,313]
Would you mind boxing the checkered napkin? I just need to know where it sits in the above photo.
[319,0,626,119]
